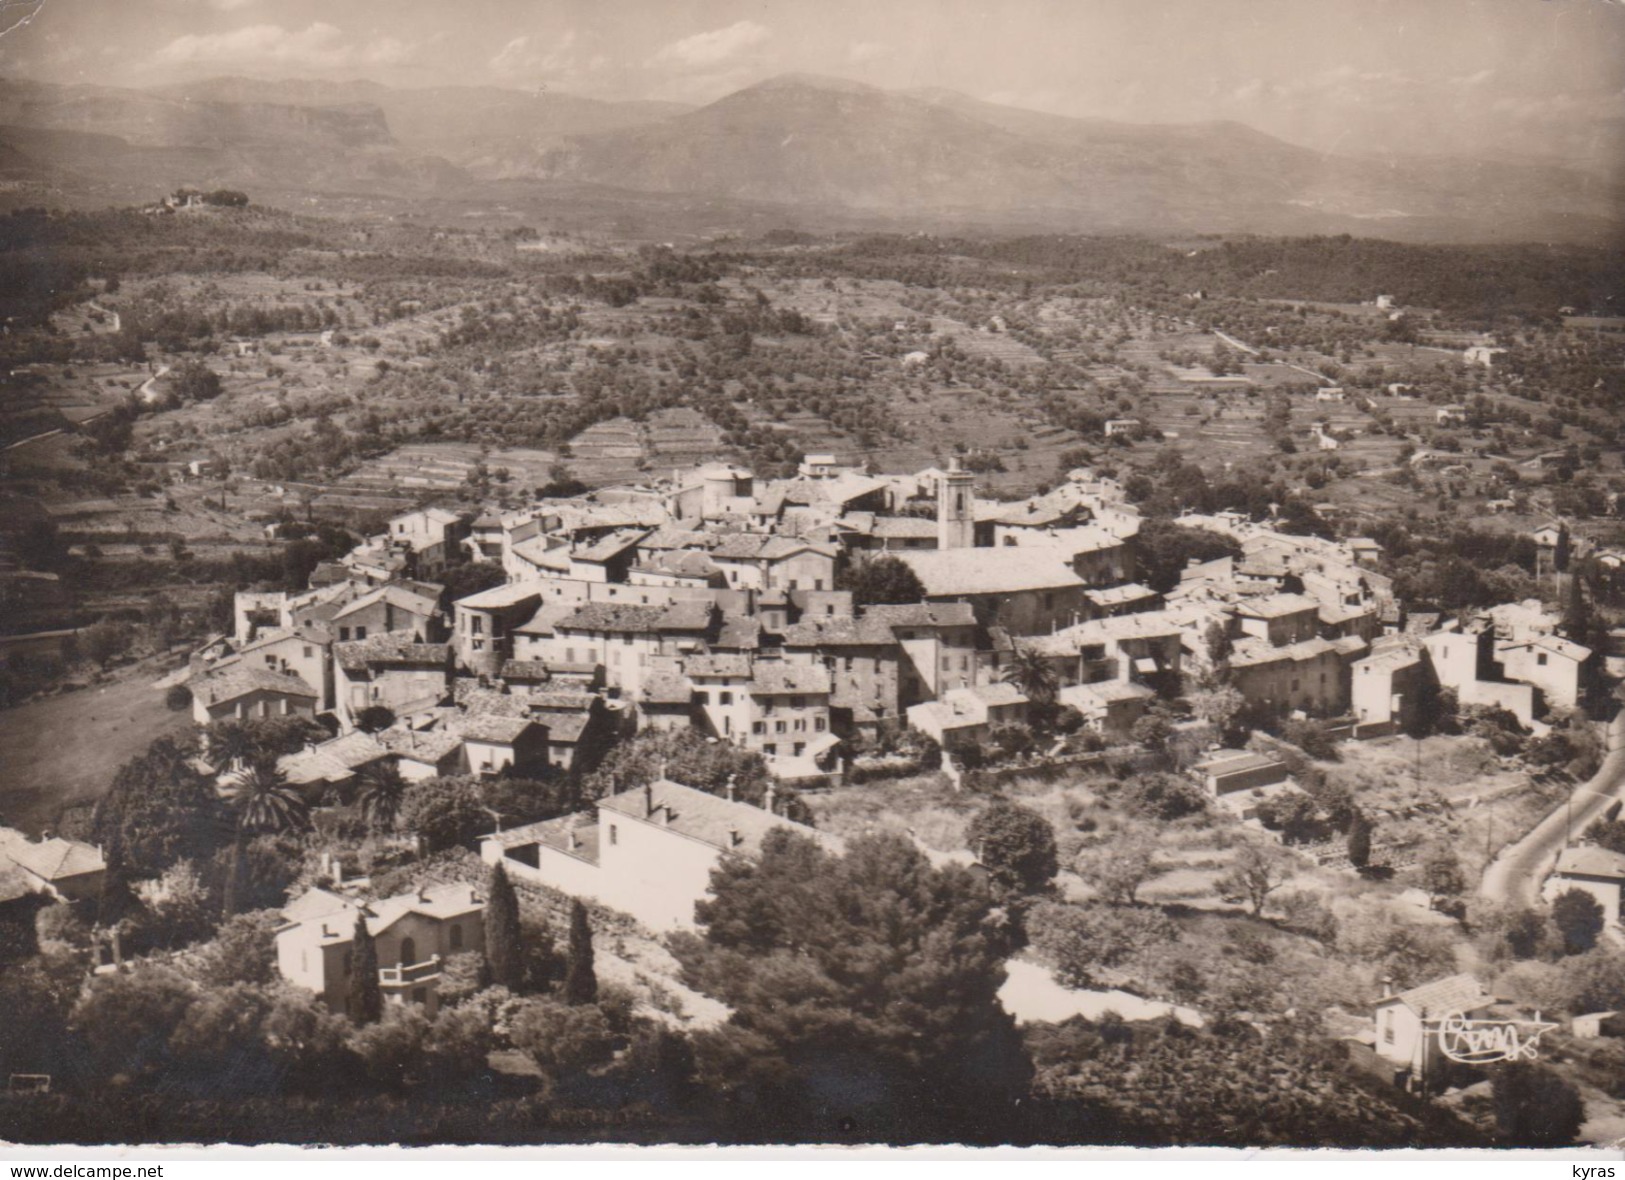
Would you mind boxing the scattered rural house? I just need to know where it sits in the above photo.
[1189,749,1293,820]
[0,830,107,902]
[1544,845,1625,928]
[1365,974,1493,1092]
[276,883,485,1016]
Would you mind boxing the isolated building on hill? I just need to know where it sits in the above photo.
[1545,845,1625,928]
[1370,973,1492,1092]
[482,778,839,931]
[275,882,485,1017]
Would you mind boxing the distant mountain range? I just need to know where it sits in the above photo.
[0,72,1618,243]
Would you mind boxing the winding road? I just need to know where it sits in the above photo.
[1479,712,1625,909]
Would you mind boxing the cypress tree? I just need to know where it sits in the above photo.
[564,899,597,1005]
[220,832,247,918]
[96,845,139,930]
[1346,812,1373,870]
[348,911,382,1025]
[483,863,525,991]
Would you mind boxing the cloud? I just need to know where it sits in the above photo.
[153,23,415,69]
[490,30,605,84]
[848,41,888,64]
[653,20,770,68]
[208,0,258,11]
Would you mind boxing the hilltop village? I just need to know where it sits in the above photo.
[2,205,1624,1146]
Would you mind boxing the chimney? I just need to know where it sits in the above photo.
[644,783,655,817]
[418,887,430,903]
[763,783,777,815]
[1380,975,1394,998]
[725,774,737,803]
[729,827,741,847]
[660,806,673,827]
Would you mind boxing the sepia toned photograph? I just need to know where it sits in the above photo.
[0,0,1621,1154]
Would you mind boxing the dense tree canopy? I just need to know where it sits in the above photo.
[674,829,1030,1139]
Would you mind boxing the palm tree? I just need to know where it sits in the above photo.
[228,761,309,835]
[357,761,408,831]
[1000,642,1059,707]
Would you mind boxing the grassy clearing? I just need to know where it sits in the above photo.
[0,656,191,835]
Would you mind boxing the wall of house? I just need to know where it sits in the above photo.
[596,812,730,931]
[746,693,832,758]
[1230,650,1348,713]
[247,635,333,712]
[786,645,902,730]
[484,836,604,910]
[1374,1002,1423,1068]
[339,665,447,726]
[1545,874,1622,927]
[694,677,752,741]
[196,688,315,726]
[770,551,836,593]
[336,599,435,644]
[1500,645,1581,710]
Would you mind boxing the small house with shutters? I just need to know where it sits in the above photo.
[274,882,485,1016]
[1371,973,1492,1091]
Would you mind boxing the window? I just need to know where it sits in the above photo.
[340,627,351,641]
[794,742,805,756]
[764,743,777,756]
[623,634,633,645]
[697,689,711,705]
[400,937,417,966]
[356,626,367,641]
[1383,1011,1394,1044]
[1537,653,1548,667]
[844,656,855,672]
[265,655,276,666]
[303,646,313,659]
[752,721,765,735]
[609,824,618,845]
[794,718,806,732]
[775,720,787,734]
[792,695,804,709]
[815,716,826,732]
[720,691,734,705]
[413,988,428,1006]
[472,617,483,634]
[450,924,463,951]
[565,647,575,663]
[815,579,824,591]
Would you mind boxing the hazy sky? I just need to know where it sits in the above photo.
[6,0,1624,160]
